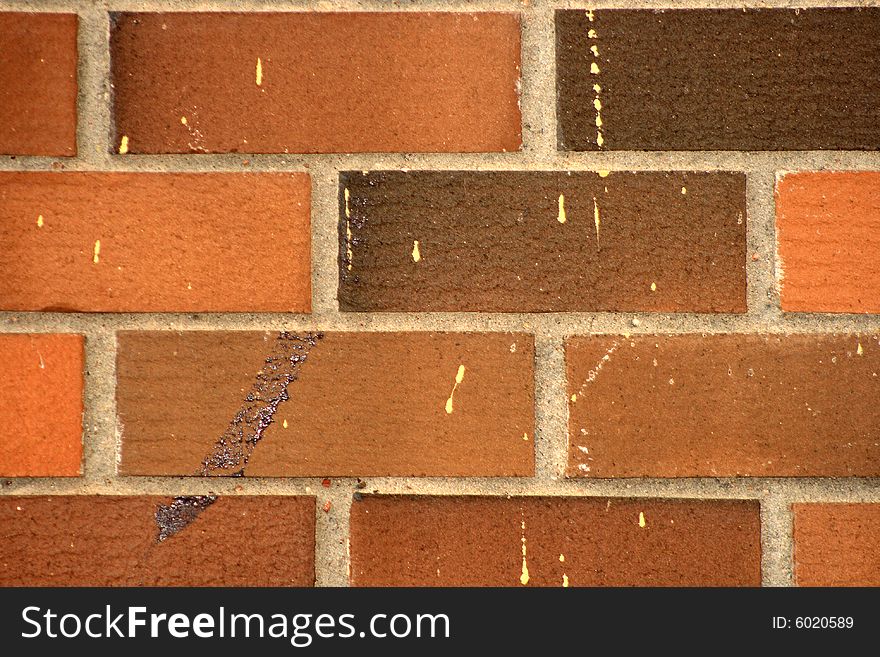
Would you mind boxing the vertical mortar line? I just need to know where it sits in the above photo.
[310,160,340,319]
[315,485,354,587]
[744,166,781,324]
[533,332,569,482]
[760,489,795,587]
[76,2,113,169]
[520,0,557,159]
[81,327,119,483]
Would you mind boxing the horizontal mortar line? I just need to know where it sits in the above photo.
[2,476,878,499]
[2,312,880,334]
[5,151,880,173]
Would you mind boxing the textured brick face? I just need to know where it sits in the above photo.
[567,334,880,478]
[0,334,83,477]
[110,12,521,154]
[0,13,77,156]
[793,504,880,586]
[777,172,880,313]
[557,8,880,150]
[117,331,534,477]
[0,496,315,586]
[0,172,311,312]
[350,496,761,587]
[339,171,746,312]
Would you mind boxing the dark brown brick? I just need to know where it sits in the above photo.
[793,504,880,586]
[117,331,534,477]
[0,496,315,586]
[567,334,880,478]
[0,13,77,156]
[110,12,521,154]
[0,172,310,312]
[557,8,880,150]
[339,171,746,312]
[350,496,761,586]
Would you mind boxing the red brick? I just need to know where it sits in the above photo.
[117,331,534,477]
[110,12,521,154]
[0,496,315,586]
[339,171,746,312]
[350,496,761,586]
[567,334,880,478]
[0,13,77,156]
[0,172,310,312]
[0,334,83,477]
[793,504,880,586]
[777,172,880,313]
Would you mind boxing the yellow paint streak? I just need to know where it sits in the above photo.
[651,282,657,292]
[593,83,602,93]
[344,188,353,272]
[557,193,567,224]
[445,364,466,414]
[857,342,864,356]
[36,215,44,228]
[519,516,530,586]
[597,132,605,147]
[593,197,601,249]
[92,240,101,264]
[118,135,129,154]
[639,511,646,528]
[282,419,288,429]
[562,573,569,587]
[256,57,263,86]
[412,240,421,262]
[344,187,351,219]
[594,98,602,112]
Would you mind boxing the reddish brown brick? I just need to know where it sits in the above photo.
[0,172,310,312]
[794,504,880,586]
[777,172,880,313]
[557,9,880,150]
[117,331,534,477]
[567,334,880,478]
[0,13,77,156]
[350,496,761,586]
[339,171,746,312]
[110,12,521,154]
[0,495,315,586]
[0,334,83,477]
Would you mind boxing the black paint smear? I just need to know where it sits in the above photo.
[154,331,323,543]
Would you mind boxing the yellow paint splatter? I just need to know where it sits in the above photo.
[588,28,597,38]
[180,116,188,126]
[590,45,599,57]
[638,511,646,528]
[597,170,610,178]
[412,240,421,262]
[597,132,605,147]
[651,282,657,292]
[857,342,864,356]
[593,197,601,248]
[681,186,687,195]
[594,98,602,112]
[522,432,529,441]
[593,83,602,94]
[557,194,567,224]
[519,516,530,585]
[92,240,101,264]
[118,135,129,154]
[571,393,577,403]
[256,57,263,86]
[559,553,565,562]
[445,364,466,414]
[590,62,600,75]
[562,573,569,587]
[36,215,44,228]
[282,419,288,429]
[586,9,595,22]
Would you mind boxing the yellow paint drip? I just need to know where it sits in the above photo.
[344,188,353,272]
[590,62,600,75]
[588,28,597,38]
[519,516,530,586]
[557,193,567,223]
[638,511,646,528]
[559,554,565,562]
[586,9,595,22]
[445,364,466,414]
[118,135,129,154]
[562,573,569,587]
[651,282,657,292]
[571,393,577,403]
[523,432,529,441]
[344,188,351,219]
[180,116,188,125]
[597,170,610,178]
[36,215,44,228]
[681,186,687,195]
[593,83,602,94]
[92,240,101,264]
[412,240,421,262]
[593,197,601,248]
[590,45,599,57]
[256,57,263,86]
[857,342,864,356]
[597,132,605,147]
[282,419,288,429]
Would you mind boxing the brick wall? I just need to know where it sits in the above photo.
[1,1,879,588]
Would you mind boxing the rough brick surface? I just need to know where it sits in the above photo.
[110,12,521,154]
[339,171,746,312]
[0,495,315,586]
[557,8,880,150]
[793,504,880,587]
[350,496,761,586]
[567,334,880,478]
[0,172,310,312]
[0,13,77,156]
[117,331,534,477]
[777,172,880,314]
[0,334,83,477]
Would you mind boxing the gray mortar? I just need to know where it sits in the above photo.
[2,0,880,588]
